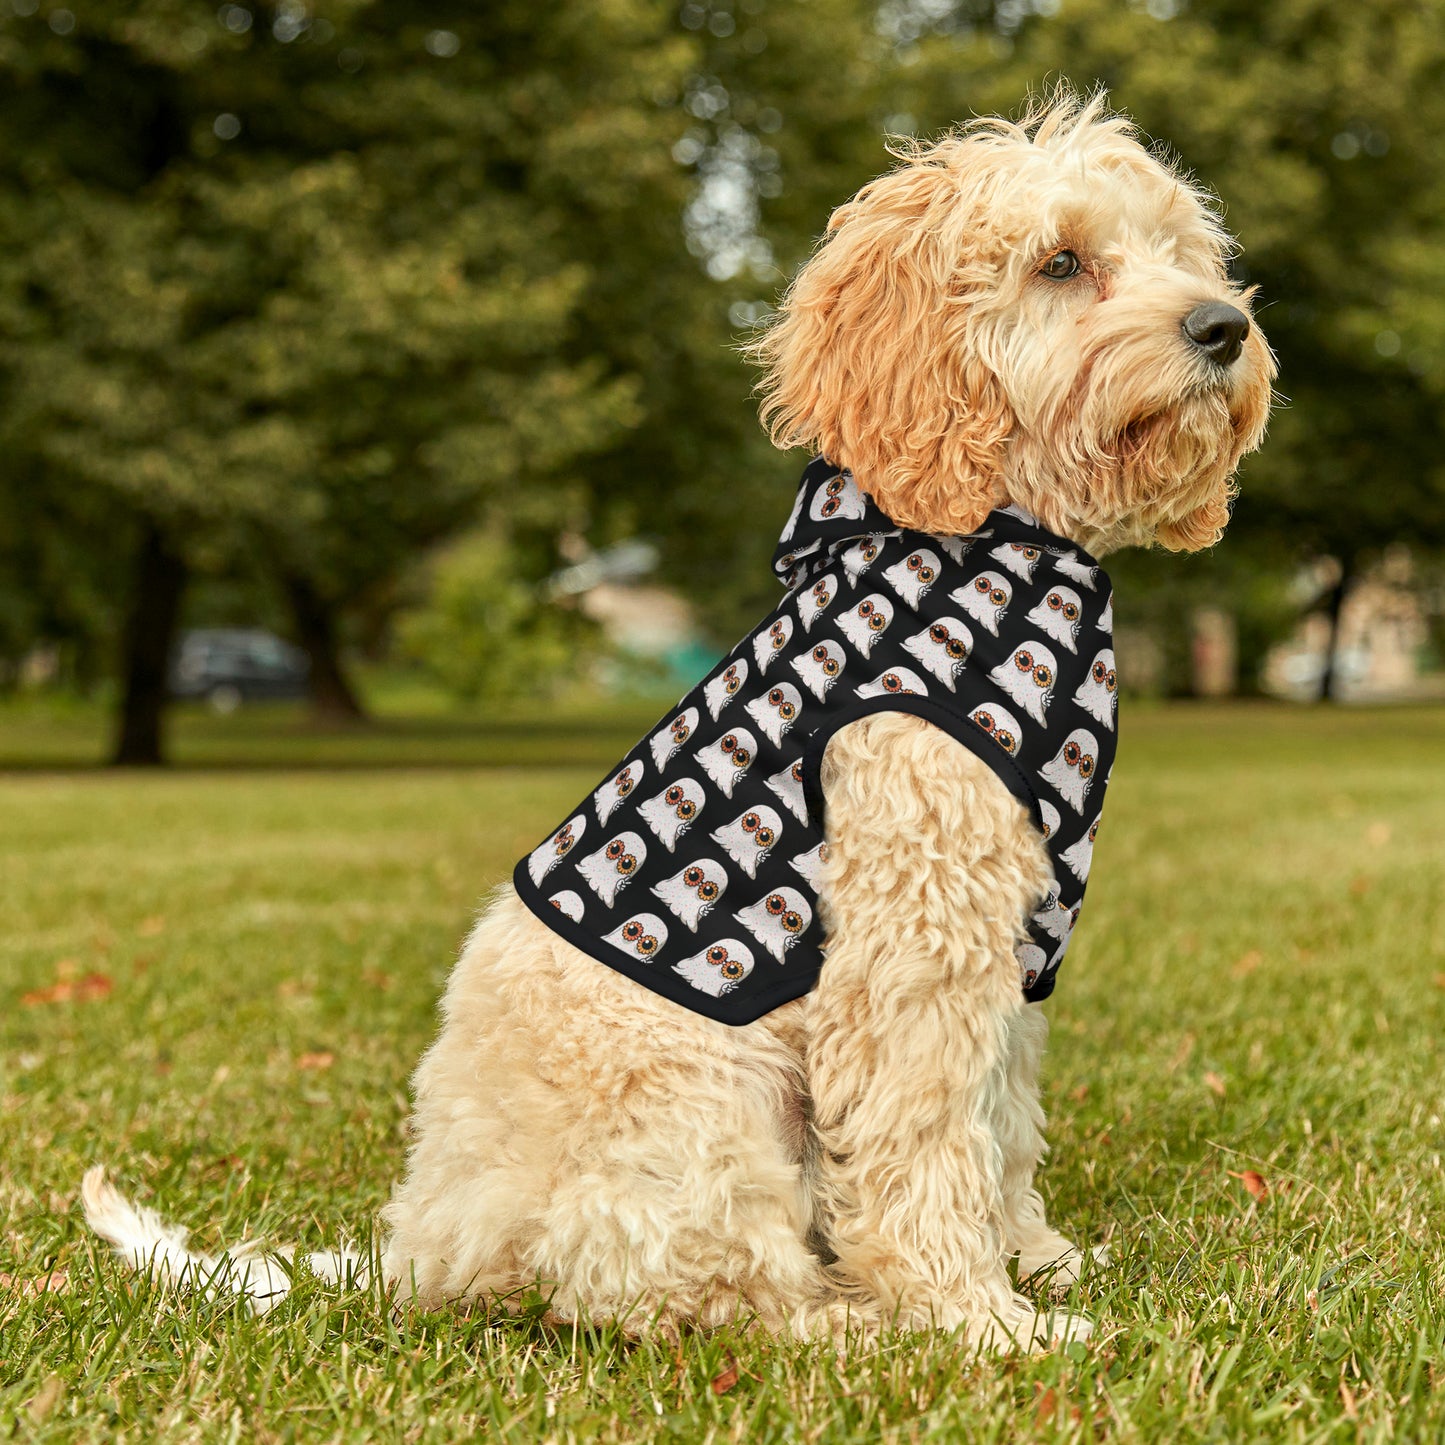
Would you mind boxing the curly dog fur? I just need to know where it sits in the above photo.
[85,89,1274,1351]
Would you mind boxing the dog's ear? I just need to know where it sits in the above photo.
[750,147,1012,535]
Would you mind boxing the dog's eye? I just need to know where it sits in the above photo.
[1041,249,1081,280]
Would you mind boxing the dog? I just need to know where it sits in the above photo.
[84,90,1273,1351]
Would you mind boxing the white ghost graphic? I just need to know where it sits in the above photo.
[637,776,707,852]
[988,640,1059,726]
[902,617,973,689]
[990,541,1043,582]
[696,728,758,799]
[792,640,847,701]
[704,658,749,721]
[835,593,895,657]
[1032,888,1079,943]
[838,532,895,586]
[527,814,587,887]
[789,842,830,890]
[547,889,585,923]
[778,482,806,545]
[858,666,930,699]
[809,469,869,522]
[672,938,756,998]
[1040,728,1100,814]
[797,573,838,633]
[969,702,1024,757]
[744,683,803,747]
[1037,798,1061,843]
[735,886,813,963]
[576,830,648,906]
[754,616,794,675]
[1074,648,1118,730]
[1026,585,1084,653]
[601,911,670,964]
[1016,942,1048,991]
[1098,591,1113,632]
[1048,548,1098,590]
[649,708,699,770]
[1062,814,1100,883]
[765,759,809,824]
[650,858,728,931]
[881,547,942,607]
[710,805,784,878]
[595,761,645,826]
[953,571,1012,636]
[997,503,1040,526]
[933,529,990,565]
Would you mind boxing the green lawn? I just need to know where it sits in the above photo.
[2,703,1443,1442]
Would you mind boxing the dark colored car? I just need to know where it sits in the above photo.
[169,629,310,712]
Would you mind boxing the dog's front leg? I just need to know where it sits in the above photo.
[806,713,1089,1349]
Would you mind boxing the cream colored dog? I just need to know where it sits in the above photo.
[85,91,1273,1350]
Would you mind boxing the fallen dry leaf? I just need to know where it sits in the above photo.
[1228,1169,1269,1201]
[1339,1379,1358,1419]
[1069,1083,1089,1103]
[0,1267,70,1299]
[1231,950,1263,978]
[1433,973,1445,990]
[1204,1071,1227,1098]
[361,969,394,992]
[295,1051,334,1071]
[711,1356,740,1395]
[21,973,113,1007]
[1348,875,1372,898]
[1034,1386,1058,1425]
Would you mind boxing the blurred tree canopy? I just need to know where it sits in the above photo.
[2,0,1445,758]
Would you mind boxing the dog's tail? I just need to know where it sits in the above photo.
[81,1165,369,1315]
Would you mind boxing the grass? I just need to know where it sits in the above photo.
[2,700,1443,1442]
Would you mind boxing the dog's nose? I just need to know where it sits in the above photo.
[1182,302,1250,366]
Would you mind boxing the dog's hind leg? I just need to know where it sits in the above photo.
[805,714,1091,1350]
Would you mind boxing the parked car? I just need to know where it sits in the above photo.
[169,629,310,712]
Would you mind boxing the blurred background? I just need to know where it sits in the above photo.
[3,0,1445,767]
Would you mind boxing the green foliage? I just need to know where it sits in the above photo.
[395,533,600,705]
[2,704,1444,1439]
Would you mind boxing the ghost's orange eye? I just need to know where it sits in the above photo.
[790,763,803,781]
[721,734,738,754]
[1023,969,1039,987]
[906,554,922,572]
[974,710,995,731]
[929,624,949,644]
[676,800,696,820]
[683,867,704,887]
[707,945,729,965]
[813,581,829,598]
[1024,547,1039,561]
[617,853,637,874]
[1078,754,1095,778]
[1014,650,1034,672]
[605,840,625,860]
[622,921,643,941]
[755,827,775,847]
[698,881,719,902]
[826,477,844,496]
[665,785,684,805]
[779,702,797,720]
[867,612,885,632]
[720,957,745,980]
[782,911,804,933]
[820,497,840,517]
[636,934,658,955]
[1088,821,1099,842]
[1105,670,1117,691]
[918,566,935,584]
[733,747,751,767]
[974,577,991,593]
[946,639,967,660]
[1063,742,1081,765]
[822,658,839,677]
[672,722,689,741]
[857,601,874,617]
[862,544,877,561]
[990,588,1007,606]
[1092,661,1107,682]
[768,688,784,706]
[765,894,786,915]
[1034,666,1053,688]
[882,673,902,692]
[1047,593,1063,611]
[996,729,1017,752]
[1063,603,1080,622]
[742,813,760,832]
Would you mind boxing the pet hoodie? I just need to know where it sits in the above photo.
[515,457,1118,1026]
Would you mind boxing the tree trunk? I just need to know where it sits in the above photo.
[1316,555,1354,703]
[284,572,367,723]
[111,523,187,766]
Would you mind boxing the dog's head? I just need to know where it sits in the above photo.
[752,90,1275,554]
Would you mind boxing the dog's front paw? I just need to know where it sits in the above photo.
[1017,1238,1109,1294]
[969,1295,1093,1353]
